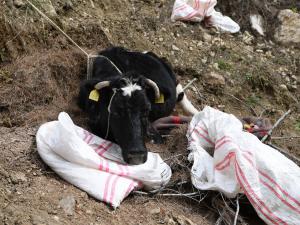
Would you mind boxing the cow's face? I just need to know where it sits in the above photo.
[107,77,153,165]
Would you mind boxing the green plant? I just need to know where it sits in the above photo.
[217,60,232,71]
[246,94,261,106]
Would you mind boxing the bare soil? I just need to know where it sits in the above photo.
[0,0,299,225]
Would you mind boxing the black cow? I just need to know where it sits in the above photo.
[78,47,197,165]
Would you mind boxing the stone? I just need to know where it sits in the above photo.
[13,0,25,8]
[39,0,58,18]
[202,33,212,42]
[10,172,27,184]
[205,72,225,86]
[279,84,288,91]
[242,31,254,45]
[148,208,160,215]
[172,45,180,51]
[275,9,300,45]
[174,215,196,225]
[59,195,76,216]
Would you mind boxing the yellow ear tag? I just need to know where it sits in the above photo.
[89,89,100,102]
[155,93,164,104]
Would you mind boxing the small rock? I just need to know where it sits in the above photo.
[201,57,207,64]
[63,0,73,11]
[13,0,25,7]
[159,37,164,42]
[275,9,300,45]
[204,72,225,86]
[197,41,203,46]
[172,45,180,51]
[189,46,193,51]
[10,172,27,184]
[174,215,196,225]
[202,33,212,42]
[289,84,297,91]
[149,208,160,215]
[39,0,58,18]
[285,77,290,82]
[213,63,219,70]
[291,75,298,81]
[279,84,288,91]
[59,195,76,216]
[53,216,60,222]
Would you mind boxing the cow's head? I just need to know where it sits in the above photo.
[94,75,160,165]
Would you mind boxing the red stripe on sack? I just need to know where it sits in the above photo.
[259,170,300,207]
[215,139,233,151]
[235,162,281,225]
[124,181,136,197]
[105,160,110,173]
[260,178,300,214]
[95,141,108,154]
[235,161,287,225]
[86,134,93,144]
[99,142,113,156]
[83,130,88,142]
[215,135,230,145]
[215,152,235,170]
[172,116,181,124]
[103,175,114,203]
[98,159,103,171]
[196,125,209,135]
[109,175,121,204]
[194,128,214,145]
[117,164,125,176]
[174,4,187,13]
[242,153,300,210]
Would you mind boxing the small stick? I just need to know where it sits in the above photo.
[261,109,291,143]
[133,190,199,197]
[267,143,300,166]
[233,196,240,225]
[183,78,197,91]
[89,0,95,8]
[271,136,300,140]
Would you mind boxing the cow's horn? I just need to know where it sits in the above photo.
[94,81,110,90]
[145,78,160,100]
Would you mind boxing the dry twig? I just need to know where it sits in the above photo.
[261,109,292,142]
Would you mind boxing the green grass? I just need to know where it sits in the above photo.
[246,94,261,106]
[217,60,232,71]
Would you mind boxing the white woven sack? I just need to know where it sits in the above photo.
[187,106,300,225]
[171,0,240,33]
[36,112,172,208]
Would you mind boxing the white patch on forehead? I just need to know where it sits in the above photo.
[121,83,142,97]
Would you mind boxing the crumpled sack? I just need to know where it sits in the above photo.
[171,0,240,33]
[187,106,300,225]
[36,112,171,208]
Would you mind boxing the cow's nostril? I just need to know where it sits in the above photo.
[126,153,147,165]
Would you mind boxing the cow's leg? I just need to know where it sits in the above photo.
[176,84,199,115]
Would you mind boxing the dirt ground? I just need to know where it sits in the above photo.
[0,0,299,225]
